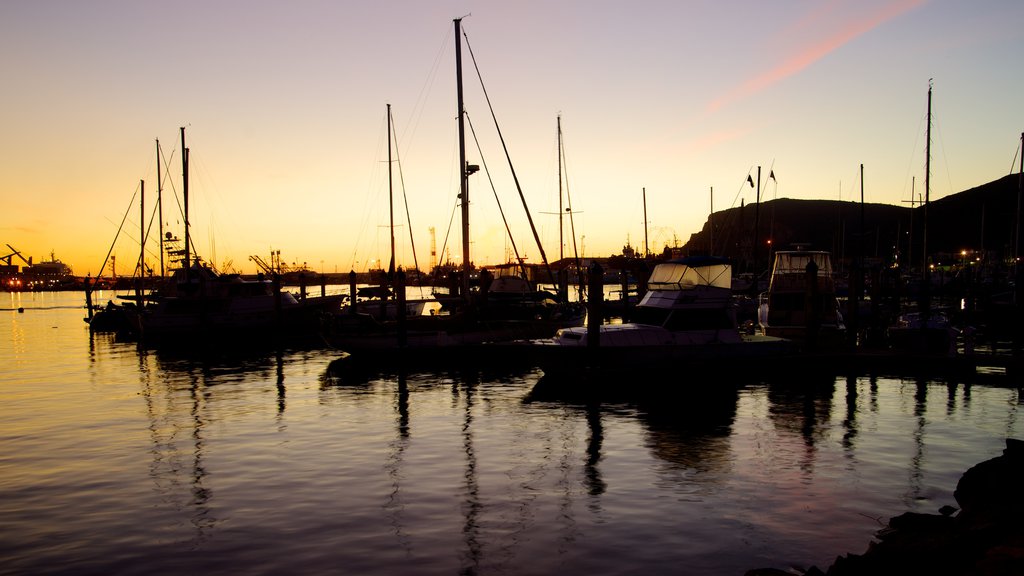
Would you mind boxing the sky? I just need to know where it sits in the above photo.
[2,0,1023,276]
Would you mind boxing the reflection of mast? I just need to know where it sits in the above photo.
[459,374,482,573]
[276,349,286,418]
[140,354,216,545]
[384,371,412,553]
[841,375,858,457]
[908,378,928,503]
[584,403,606,497]
[189,370,214,537]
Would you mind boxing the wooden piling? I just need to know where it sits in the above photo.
[587,262,603,350]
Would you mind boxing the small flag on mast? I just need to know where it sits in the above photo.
[769,170,776,181]
[746,174,754,187]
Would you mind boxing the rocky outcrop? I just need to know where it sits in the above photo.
[748,438,1024,576]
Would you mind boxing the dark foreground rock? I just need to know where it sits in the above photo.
[747,438,1024,576]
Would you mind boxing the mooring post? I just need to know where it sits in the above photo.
[349,270,358,315]
[587,262,603,350]
[805,259,820,352]
[84,275,94,323]
[396,269,407,347]
[558,267,569,303]
[847,259,860,349]
[273,273,283,326]
[620,267,630,322]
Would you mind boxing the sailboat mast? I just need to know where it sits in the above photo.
[709,186,714,254]
[558,115,564,262]
[923,81,931,279]
[156,139,164,277]
[1016,131,1023,272]
[138,179,144,302]
[180,126,190,282]
[387,103,396,279]
[455,17,471,300]
[642,187,649,258]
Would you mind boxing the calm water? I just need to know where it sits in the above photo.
[2,291,1021,575]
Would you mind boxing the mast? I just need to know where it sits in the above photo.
[387,103,396,280]
[455,17,472,301]
[137,179,144,302]
[156,139,164,277]
[642,187,649,258]
[753,166,761,286]
[558,115,564,261]
[923,81,931,277]
[180,126,190,282]
[1017,131,1023,273]
[921,80,933,322]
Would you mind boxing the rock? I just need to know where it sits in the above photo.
[749,438,1024,576]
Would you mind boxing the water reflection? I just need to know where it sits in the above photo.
[384,370,412,555]
[765,373,836,478]
[136,347,217,545]
[458,371,482,575]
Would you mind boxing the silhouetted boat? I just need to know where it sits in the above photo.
[757,249,845,346]
[512,256,793,379]
[325,20,583,360]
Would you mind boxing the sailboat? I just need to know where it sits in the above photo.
[127,128,344,345]
[886,81,960,356]
[325,19,583,361]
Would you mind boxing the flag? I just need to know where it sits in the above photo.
[769,170,776,181]
[746,174,754,187]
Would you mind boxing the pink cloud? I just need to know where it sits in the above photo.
[707,0,926,113]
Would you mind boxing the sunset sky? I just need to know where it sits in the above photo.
[3,0,1022,276]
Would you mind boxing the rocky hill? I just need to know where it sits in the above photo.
[681,174,1022,274]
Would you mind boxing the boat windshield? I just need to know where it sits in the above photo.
[647,262,732,290]
[770,252,832,276]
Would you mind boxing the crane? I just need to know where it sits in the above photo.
[3,244,31,268]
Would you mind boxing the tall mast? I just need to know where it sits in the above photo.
[1016,131,1023,274]
[181,126,190,282]
[455,17,471,300]
[642,187,649,257]
[156,139,164,277]
[923,81,931,278]
[138,179,144,302]
[387,103,396,279]
[558,115,564,261]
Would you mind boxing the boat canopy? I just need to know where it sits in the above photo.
[770,251,833,277]
[647,257,732,291]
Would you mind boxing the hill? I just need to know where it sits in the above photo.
[680,173,1022,275]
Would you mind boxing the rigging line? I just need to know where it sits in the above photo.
[560,120,585,299]
[95,184,140,281]
[390,110,421,277]
[399,24,452,161]
[900,108,928,203]
[933,114,955,201]
[714,171,757,259]
[437,194,459,274]
[461,26,556,286]
[1009,139,1021,175]
[465,112,528,279]
[350,111,391,271]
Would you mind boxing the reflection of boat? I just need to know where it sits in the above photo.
[757,249,845,345]
[517,256,793,378]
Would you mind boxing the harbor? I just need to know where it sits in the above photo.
[5,3,1024,574]
[2,290,1022,575]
